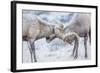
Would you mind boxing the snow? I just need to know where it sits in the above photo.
[22,38,90,63]
[22,10,91,63]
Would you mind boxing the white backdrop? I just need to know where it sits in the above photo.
[0,0,100,73]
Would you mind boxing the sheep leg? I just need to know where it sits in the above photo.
[72,41,76,56]
[27,41,33,63]
[29,39,37,62]
[89,30,91,44]
[31,42,37,62]
[73,37,79,59]
[71,37,78,59]
[84,35,88,58]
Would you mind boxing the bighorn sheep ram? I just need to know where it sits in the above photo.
[64,13,91,58]
[22,17,64,62]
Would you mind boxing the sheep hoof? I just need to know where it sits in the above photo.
[85,55,88,58]
[34,59,37,62]
[74,55,78,59]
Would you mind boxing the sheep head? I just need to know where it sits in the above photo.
[54,24,64,39]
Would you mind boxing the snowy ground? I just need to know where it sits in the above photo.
[22,37,91,63]
[22,10,91,63]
